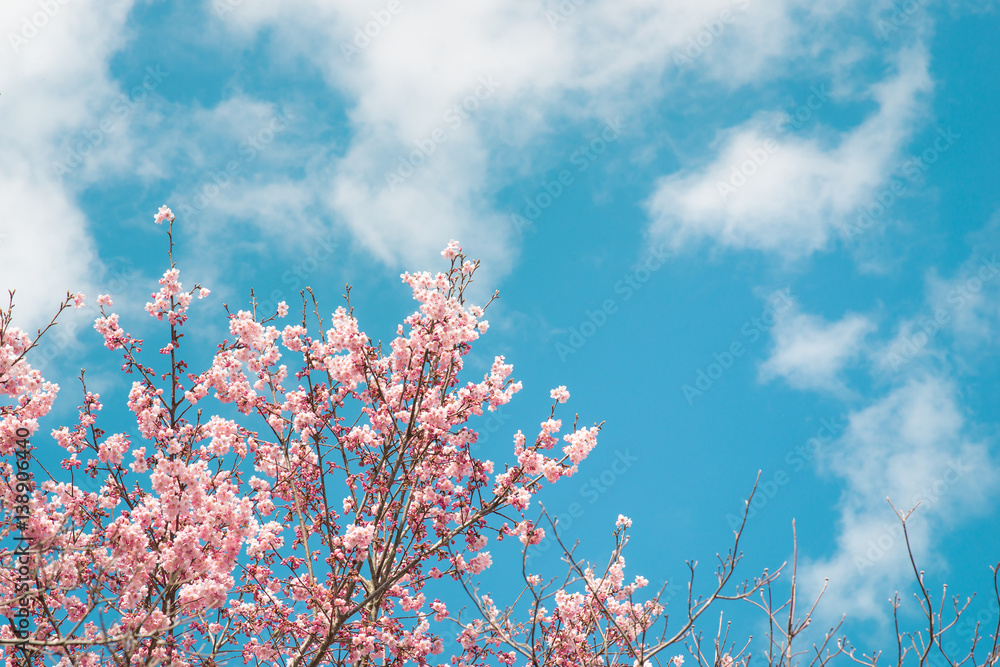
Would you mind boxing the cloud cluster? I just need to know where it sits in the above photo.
[758,243,1000,630]
[759,302,874,393]
[207,0,874,271]
[0,0,136,328]
[646,47,932,258]
[797,377,995,623]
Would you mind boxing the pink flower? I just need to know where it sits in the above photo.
[550,385,570,403]
[562,426,598,464]
[98,433,130,465]
[153,205,174,225]
[130,446,148,472]
[94,312,126,350]
[343,523,375,552]
[145,267,185,322]
[430,599,449,621]
[2,233,630,663]
[616,514,632,529]
[72,292,86,309]
[441,239,462,260]
[467,552,492,574]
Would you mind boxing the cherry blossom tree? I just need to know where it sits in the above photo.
[0,208,996,667]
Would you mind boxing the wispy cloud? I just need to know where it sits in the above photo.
[645,45,932,259]
[759,301,874,394]
[0,0,137,328]
[200,0,878,272]
[798,377,996,626]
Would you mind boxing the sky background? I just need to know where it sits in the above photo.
[3,0,1000,661]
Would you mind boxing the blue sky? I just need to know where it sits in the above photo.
[3,0,1000,659]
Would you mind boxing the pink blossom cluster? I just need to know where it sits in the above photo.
[0,325,58,455]
[153,205,174,225]
[0,214,642,667]
[471,519,673,667]
[144,266,210,327]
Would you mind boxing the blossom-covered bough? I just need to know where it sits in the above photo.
[0,208,997,667]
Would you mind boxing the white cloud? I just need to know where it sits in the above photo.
[0,0,944,331]
[797,378,996,626]
[0,0,136,329]
[760,303,874,393]
[871,243,1000,377]
[761,232,1000,643]
[203,0,876,272]
[645,45,932,258]
[925,252,1000,345]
